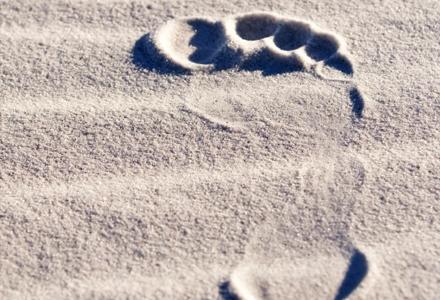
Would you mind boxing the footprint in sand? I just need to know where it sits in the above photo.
[218,248,371,300]
[133,12,365,119]
[216,153,373,300]
[132,12,371,299]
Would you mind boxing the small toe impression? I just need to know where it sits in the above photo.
[324,53,353,75]
[273,21,312,51]
[305,33,340,61]
[235,13,279,41]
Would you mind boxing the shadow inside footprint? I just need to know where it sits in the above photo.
[131,34,188,74]
[187,19,226,65]
[324,54,353,75]
[132,32,302,76]
[236,13,279,41]
[218,281,240,300]
[306,33,353,76]
[334,249,368,300]
[306,33,339,62]
[273,21,312,51]
[239,47,303,76]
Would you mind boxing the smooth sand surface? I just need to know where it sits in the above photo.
[1,0,439,299]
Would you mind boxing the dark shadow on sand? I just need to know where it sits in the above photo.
[218,281,240,300]
[131,32,303,76]
[131,34,188,75]
[334,249,368,300]
[349,87,364,119]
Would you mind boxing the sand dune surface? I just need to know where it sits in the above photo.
[1,0,439,299]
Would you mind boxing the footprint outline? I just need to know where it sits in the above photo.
[149,12,352,76]
[133,12,366,122]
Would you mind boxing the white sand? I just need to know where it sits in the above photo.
[1,0,439,299]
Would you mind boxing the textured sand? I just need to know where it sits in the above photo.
[1,0,439,299]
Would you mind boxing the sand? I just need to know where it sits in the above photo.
[0,0,439,299]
